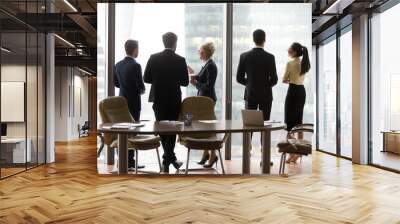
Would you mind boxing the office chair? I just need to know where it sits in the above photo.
[98,96,162,174]
[277,123,314,175]
[178,96,228,174]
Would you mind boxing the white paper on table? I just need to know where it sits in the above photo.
[159,121,184,125]
[199,120,219,123]
[111,123,145,129]
[264,120,281,126]
[264,120,281,124]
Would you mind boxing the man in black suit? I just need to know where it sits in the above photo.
[144,32,189,173]
[114,39,145,169]
[236,29,278,120]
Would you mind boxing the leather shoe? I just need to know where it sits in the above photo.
[260,161,274,167]
[162,164,170,173]
[172,161,183,170]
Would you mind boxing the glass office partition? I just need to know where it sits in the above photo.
[231,3,313,157]
[27,31,38,169]
[37,1,46,166]
[26,0,41,170]
[0,2,46,179]
[339,29,352,158]
[317,37,337,154]
[370,3,400,171]
[1,31,28,177]
[37,32,45,165]
[97,3,108,126]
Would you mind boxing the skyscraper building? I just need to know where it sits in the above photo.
[184,4,225,119]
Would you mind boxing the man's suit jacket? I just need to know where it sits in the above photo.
[236,48,278,101]
[144,49,189,105]
[114,57,145,111]
[194,59,218,102]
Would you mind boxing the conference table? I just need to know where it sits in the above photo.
[98,120,286,175]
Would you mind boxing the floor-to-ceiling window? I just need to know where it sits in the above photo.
[97,3,108,127]
[97,3,313,174]
[339,28,352,158]
[0,1,46,179]
[370,2,400,171]
[317,36,337,155]
[114,3,226,121]
[231,3,313,157]
[315,21,354,159]
[98,3,227,169]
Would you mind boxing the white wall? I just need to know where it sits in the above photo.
[1,64,46,164]
[1,65,26,138]
[54,67,89,141]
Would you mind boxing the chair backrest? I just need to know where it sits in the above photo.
[99,96,135,144]
[82,121,90,130]
[179,96,216,120]
[179,96,216,139]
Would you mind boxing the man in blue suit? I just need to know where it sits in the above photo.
[115,39,145,121]
[114,39,145,169]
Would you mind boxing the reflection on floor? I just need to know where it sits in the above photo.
[97,145,312,175]
[0,163,40,178]
[0,167,25,178]
[373,150,400,171]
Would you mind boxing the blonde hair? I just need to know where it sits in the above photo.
[201,42,215,59]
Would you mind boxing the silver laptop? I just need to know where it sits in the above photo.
[241,109,265,126]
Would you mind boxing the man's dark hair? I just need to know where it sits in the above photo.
[253,29,266,46]
[125,39,138,55]
[162,32,178,49]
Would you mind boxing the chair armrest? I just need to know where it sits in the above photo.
[289,128,314,134]
[297,123,314,127]
[291,124,314,132]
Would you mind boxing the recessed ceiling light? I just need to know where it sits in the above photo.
[1,47,11,53]
[63,0,78,12]
[323,0,354,15]
[78,67,92,76]
[54,34,75,48]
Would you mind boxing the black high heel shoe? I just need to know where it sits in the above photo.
[203,156,218,168]
[197,153,210,165]
[172,161,183,170]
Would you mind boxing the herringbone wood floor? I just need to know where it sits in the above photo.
[1,136,400,223]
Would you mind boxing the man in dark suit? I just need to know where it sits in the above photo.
[114,39,145,169]
[236,29,278,120]
[115,39,145,121]
[144,32,189,173]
